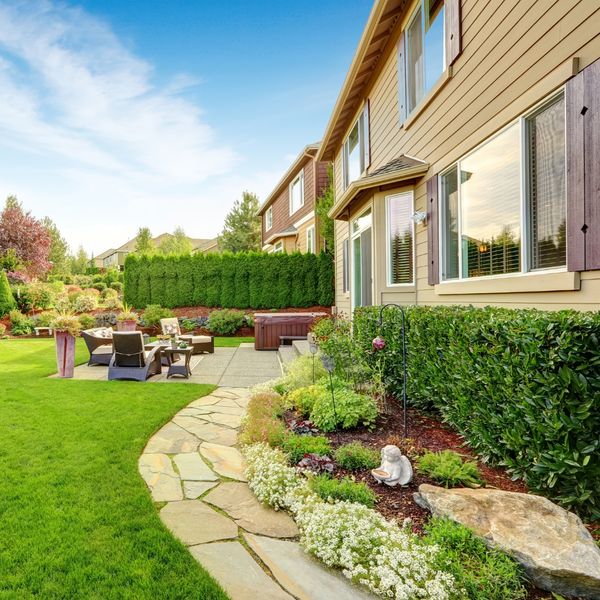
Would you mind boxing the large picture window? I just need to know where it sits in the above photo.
[440,92,565,281]
[386,192,414,285]
[405,0,445,114]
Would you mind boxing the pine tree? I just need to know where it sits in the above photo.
[219,191,261,252]
[0,270,16,316]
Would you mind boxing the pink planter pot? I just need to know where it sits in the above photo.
[55,331,76,378]
[116,320,137,332]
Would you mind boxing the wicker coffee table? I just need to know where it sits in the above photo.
[163,347,193,378]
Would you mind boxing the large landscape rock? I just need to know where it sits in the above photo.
[414,484,600,599]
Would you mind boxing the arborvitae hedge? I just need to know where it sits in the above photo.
[0,270,16,317]
[353,305,600,520]
[124,251,334,310]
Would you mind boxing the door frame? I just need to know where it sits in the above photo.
[350,204,374,311]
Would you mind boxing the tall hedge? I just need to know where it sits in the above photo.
[353,305,600,519]
[0,270,16,317]
[124,251,334,310]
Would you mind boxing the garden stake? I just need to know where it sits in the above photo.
[377,303,408,437]
[321,354,339,442]
[307,332,318,384]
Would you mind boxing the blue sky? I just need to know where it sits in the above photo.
[0,0,372,255]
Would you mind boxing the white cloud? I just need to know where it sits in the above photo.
[0,0,236,183]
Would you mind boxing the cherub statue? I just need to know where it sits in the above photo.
[371,445,413,487]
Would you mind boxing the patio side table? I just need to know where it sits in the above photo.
[163,347,193,378]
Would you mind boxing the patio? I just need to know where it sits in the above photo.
[61,343,283,387]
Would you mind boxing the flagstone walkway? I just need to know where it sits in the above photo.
[139,387,374,600]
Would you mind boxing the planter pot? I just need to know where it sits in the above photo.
[55,331,76,378]
[116,320,137,332]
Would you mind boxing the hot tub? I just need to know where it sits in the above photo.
[254,312,327,351]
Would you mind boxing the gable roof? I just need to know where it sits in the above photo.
[257,143,320,216]
[317,0,409,162]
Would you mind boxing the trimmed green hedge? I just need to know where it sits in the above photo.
[124,251,334,310]
[353,305,600,520]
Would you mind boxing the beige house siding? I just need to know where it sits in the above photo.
[332,0,600,312]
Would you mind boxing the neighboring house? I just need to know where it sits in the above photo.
[258,143,330,254]
[92,234,219,270]
[318,0,600,314]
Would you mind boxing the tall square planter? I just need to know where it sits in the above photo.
[55,331,76,378]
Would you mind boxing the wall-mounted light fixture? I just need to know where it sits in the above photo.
[411,210,427,225]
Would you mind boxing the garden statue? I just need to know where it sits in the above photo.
[371,445,413,487]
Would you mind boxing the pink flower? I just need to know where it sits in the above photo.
[372,336,386,351]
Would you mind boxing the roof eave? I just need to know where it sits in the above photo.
[329,163,430,219]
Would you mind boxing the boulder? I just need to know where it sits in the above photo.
[414,484,600,599]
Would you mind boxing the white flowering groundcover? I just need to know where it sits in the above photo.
[243,443,458,600]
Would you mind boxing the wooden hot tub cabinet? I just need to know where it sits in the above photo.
[254,312,327,350]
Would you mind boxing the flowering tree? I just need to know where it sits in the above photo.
[0,196,51,278]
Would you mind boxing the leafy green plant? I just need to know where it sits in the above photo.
[310,474,376,508]
[282,434,332,463]
[78,313,96,330]
[287,385,321,415]
[0,323,6,336]
[0,271,16,316]
[423,518,527,600]
[72,292,98,313]
[274,355,328,395]
[179,318,197,332]
[334,442,380,471]
[239,391,289,447]
[50,314,81,337]
[117,303,139,323]
[353,305,600,520]
[310,380,378,432]
[141,304,174,327]
[417,450,482,488]
[9,310,34,335]
[207,309,245,335]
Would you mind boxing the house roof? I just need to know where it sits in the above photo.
[317,0,409,162]
[257,143,321,216]
[329,155,429,219]
[264,226,298,245]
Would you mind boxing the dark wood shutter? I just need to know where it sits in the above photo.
[567,58,600,271]
[397,32,407,124]
[427,176,440,285]
[445,0,461,66]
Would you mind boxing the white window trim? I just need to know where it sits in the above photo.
[438,89,567,283]
[342,101,370,190]
[306,224,316,254]
[385,192,415,287]
[350,204,374,312]
[265,206,273,231]
[273,240,284,253]
[342,237,350,294]
[289,170,305,215]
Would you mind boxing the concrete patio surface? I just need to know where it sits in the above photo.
[59,343,282,386]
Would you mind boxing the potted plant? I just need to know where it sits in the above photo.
[116,303,139,332]
[50,313,81,378]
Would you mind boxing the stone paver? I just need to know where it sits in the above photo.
[144,422,200,453]
[204,482,298,538]
[189,542,293,600]
[245,533,375,600]
[138,383,376,600]
[173,416,238,446]
[183,481,218,499]
[200,442,247,481]
[160,500,238,545]
[173,453,219,481]
[138,454,183,502]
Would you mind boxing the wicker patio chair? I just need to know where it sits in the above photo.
[108,332,162,381]
[82,327,114,366]
[160,317,214,354]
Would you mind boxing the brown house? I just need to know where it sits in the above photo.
[318,0,600,314]
[258,144,330,253]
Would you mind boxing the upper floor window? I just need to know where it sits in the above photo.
[343,102,370,189]
[405,0,445,114]
[265,206,273,231]
[289,171,304,215]
[440,92,565,281]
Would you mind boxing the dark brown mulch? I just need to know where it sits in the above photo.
[321,403,528,534]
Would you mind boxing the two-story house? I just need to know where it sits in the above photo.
[318,0,600,314]
[258,143,330,253]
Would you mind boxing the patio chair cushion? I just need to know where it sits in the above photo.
[93,345,113,356]
[160,318,181,336]
[181,335,211,344]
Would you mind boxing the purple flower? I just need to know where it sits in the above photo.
[372,336,386,351]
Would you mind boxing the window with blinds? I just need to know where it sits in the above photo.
[439,91,566,282]
[527,95,566,270]
[387,192,414,285]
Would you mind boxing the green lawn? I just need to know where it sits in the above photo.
[214,336,254,347]
[0,339,229,600]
